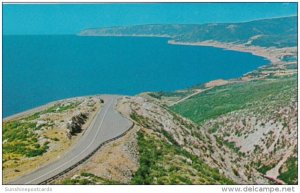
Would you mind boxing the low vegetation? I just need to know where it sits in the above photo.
[60,172,119,185]
[44,102,81,114]
[169,74,297,184]
[171,75,296,124]
[278,156,298,185]
[131,129,234,184]
[148,90,194,100]
[3,102,81,160]
[3,120,49,160]
[3,97,102,183]
[256,162,277,175]
[24,102,81,121]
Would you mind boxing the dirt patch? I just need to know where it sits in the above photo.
[205,79,229,88]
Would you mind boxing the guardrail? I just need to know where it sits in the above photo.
[39,122,135,185]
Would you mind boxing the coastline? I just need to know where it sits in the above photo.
[3,95,102,122]
[3,94,129,122]
[3,101,57,122]
[168,40,297,66]
[4,38,297,119]
[79,33,173,38]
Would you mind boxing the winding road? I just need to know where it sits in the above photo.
[9,95,133,185]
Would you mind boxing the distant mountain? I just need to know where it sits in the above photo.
[79,16,297,48]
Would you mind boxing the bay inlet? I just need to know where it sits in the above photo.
[3,35,269,117]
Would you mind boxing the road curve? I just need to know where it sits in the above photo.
[8,95,133,185]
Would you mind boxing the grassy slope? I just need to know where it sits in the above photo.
[3,121,49,159]
[131,129,234,185]
[3,102,80,160]
[170,75,297,124]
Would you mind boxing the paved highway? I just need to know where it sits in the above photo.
[9,95,133,184]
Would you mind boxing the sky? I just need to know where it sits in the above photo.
[3,3,298,35]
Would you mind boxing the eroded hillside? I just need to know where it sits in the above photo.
[15,72,295,185]
[51,70,297,185]
[170,75,297,184]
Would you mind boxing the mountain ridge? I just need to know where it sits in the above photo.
[80,16,296,33]
[79,16,297,48]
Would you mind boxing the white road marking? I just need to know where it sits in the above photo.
[24,98,115,184]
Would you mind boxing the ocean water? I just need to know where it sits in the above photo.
[3,35,269,117]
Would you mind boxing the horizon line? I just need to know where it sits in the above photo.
[3,15,297,36]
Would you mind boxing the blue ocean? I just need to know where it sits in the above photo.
[3,36,269,117]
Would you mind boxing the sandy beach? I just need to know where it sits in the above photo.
[168,40,297,66]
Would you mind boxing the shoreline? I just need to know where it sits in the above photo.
[3,94,128,122]
[4,38,297,120]
[168,40,297,66]
[3,94,104,122]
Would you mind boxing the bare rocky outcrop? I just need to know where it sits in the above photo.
[117,96,269,184]
[53,83,296,185]
[66,112,89,138]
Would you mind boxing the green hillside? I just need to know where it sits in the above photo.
[170,75,296,124]
[130,114,234,185]
[80,16,297,48]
